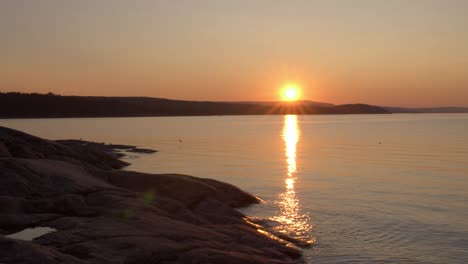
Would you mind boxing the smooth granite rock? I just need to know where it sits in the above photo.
[0,126,303,263]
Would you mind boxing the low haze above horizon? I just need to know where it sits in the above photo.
[1,0,468,107]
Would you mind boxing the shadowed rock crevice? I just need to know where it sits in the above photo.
[0,126,304,264]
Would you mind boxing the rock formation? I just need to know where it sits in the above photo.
[0,126,302,264]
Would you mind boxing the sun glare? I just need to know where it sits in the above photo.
[282,84,301,101]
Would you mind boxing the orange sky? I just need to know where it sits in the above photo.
[1,0,468,107]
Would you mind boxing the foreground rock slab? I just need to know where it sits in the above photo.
[0,126,302,264]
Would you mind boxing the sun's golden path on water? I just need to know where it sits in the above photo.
[284,115,299,177]
[274,115,313,241]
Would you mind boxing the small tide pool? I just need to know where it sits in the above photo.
[5,227,57,241]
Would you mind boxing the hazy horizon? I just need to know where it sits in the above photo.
[2,0,468,107]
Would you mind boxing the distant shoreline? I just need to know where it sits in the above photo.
[0,92,389,118]
[2,92,467,118]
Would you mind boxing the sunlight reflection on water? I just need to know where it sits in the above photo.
[273,115,313,241]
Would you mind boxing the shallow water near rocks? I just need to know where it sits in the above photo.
[5,227,57,241]
[1,114,468,263]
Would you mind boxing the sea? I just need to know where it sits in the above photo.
[1,113,467,264]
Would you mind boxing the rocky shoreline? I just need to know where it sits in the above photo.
[0,126,304,264]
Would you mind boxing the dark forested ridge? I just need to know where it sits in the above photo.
[383,106,468,113]
[0,92,389,118]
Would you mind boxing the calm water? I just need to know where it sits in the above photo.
[2,114,468,263]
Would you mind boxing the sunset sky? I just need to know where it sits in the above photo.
[1,0,468,107]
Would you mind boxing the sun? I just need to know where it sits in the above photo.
[281,84,301,101]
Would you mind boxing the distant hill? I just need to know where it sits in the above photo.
[0,92,389,118]
[383,106,468,113]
